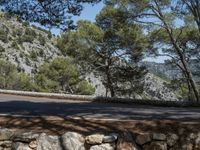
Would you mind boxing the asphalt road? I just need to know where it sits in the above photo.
[0,94,200,121]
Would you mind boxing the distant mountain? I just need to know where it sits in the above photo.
[140,61,200,83]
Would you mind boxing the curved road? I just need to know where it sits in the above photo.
[0,94,200,121]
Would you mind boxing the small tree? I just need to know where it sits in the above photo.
[35,57,95,95]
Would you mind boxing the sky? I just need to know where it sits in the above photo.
[73,2,104,22]
[52,2,104,35]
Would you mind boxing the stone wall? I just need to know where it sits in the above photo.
[0,128,200,150]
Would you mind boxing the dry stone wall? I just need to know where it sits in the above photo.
[0,128,200,150]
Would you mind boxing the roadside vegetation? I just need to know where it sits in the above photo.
[0,59,95,95]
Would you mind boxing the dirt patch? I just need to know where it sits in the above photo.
[0,116,199,136]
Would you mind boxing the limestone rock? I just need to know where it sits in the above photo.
[143,141,167,150]
[0,129,13,141]
[13,142,32,150]
[117,138,139,150]
[117,132,139,150]
[136,134,151,145]
[86,134,104,145]
[13,132,39,142]
[194,132,200,150]
[29,140,37,149]
[90,143,114,150]
[181,143,193,150]
[152,133,166,141]
[167,133,179,147]
[37,133,62,150]
[0,141,12,148]
[61,132,85,150]
[103,133,118,143]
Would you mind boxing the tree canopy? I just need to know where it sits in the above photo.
[57,5,147,97]
[0,0,100,29]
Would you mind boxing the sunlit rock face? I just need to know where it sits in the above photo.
[0,12,60,74]
[87,72,179,101]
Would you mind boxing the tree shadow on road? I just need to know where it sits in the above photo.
[0,100,200,135]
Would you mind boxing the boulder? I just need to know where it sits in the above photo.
[167,133,179,147]
[181,143,193,150]
[116,132,139,150]
[61,132,85,150]
[152,133,166,141]
[13,132,39,142]
[12,142,32,150]
[29,140,37,149]
[37,133,62,150]
[0,141,12,148]
[117,138,139,150]
[143,141,167,150]
[136,134,151,145]
[86,134,104,145]
[0,147,11,150]
[103,133,118,143]
[0,129,13,141]
[194,132,200,149]
[90,143,114,150]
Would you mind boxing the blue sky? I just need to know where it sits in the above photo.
[73,2,104,22]
[52,2,104,35]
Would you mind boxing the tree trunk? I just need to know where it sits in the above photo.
[154,1,200,102]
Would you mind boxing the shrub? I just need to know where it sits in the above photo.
[35,57,95,95]
[0,45,5,53]
[29,51,38,61]
[0,29,8,43]
[76,80,95,95]
[22,21,30,27]
[38,34,46,46]
[11,41,20,50]
[12,29,23,37]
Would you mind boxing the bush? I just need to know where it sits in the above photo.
[38,34,46,46]
[11,41,20,50]
[0,29,8,43]
[76,80,95,95]
[29,51,38,61]
[22,22,30,27]
[35,57,95,95]
[0,45,5,53]
[0,59,34,91]
[12,29,23,37]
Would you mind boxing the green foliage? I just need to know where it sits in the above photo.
[0,45,5,53]
[22,22,30,27]
[16,27,37,44]
[0,60,33,90]
[0,29,8,43]
[38,34,46,46]
[35,57,94,95]
[12,28,22,37]
[11,41,20,50]
[29,51,38,61]
[57,5,147,97]
[76,80,95,95]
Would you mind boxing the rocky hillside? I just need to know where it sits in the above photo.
[0,12,179,100]
[141,61,200,82]
[0,12,60,74]
[87,73,179,101]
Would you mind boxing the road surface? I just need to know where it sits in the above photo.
[0,94,200,121]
